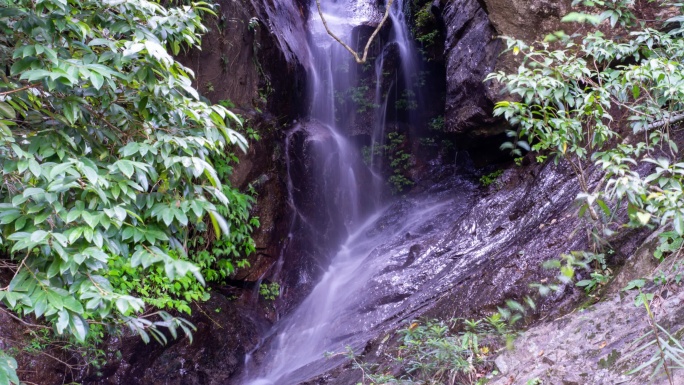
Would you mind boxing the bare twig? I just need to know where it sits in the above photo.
[192,301,223,329]
[315,0,395,64]
[0,84,38,96]
[0,306,49,329]
[82,104,124,135]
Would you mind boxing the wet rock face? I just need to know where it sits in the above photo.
[295,158,649,385]
[441,0,501,136]
[437,0,604,138]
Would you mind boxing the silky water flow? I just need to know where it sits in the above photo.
[242,1,439,383]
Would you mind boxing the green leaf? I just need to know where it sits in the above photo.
[23,187,44,198]
[635,211,651,226]
[46,289,64,310]
[63,296,84,313]
[0,102,15,119]
[623,279,646,291]
[81,211,99,228]
[28,159,41,177]
[50,162,74,179]
[116,160,135,178]
[82,166,98,184]
[69,314,88,342]
[162,209,174,226]
[19,69,52,82]
[66,209,81,224]
[56,309,69,334]
[88,71,105,90]
[10,57,38,75]
[115,298,129,315]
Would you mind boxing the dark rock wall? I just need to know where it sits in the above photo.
[178,0,308,115]
[174,0,308,282]
[441,0,500,136]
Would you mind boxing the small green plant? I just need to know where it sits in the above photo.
[361,145,373,166]
[573,251,612,294]
[479,169,504,187]
[335,85,379,114]
[530,251,612,298]
[363,133,415,193]
[411,1,441,50]
[388,174,414,193]
[385,132,415,193]
[428,115,445,131]
[218,99,236,108]
[349,85,379,113]
[339,316,511,385]
[622,278,682,385]
[259,282,280,301]
[654,231,684,261]
[419,137,437,147]
[248,16,260,31]
[395,89,418,111]
[204,81,215,92]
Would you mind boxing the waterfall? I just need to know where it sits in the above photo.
[242,1,430,384]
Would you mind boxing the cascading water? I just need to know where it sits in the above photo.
[242,1,439,384]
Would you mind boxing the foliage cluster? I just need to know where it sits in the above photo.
[488,0,684,255]
[409,0,441,58]
[336,85,379,115]
[345,316,513,385]
[478,170,503,188]
[259,281,280,301]
[363,132,415,193]
[487,0,684,381]
[0,0,253,348]
[428,115,444,131]
[395,89,418,111]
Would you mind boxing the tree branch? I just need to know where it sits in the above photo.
[315,0,395,64]
[645,112,684,130]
